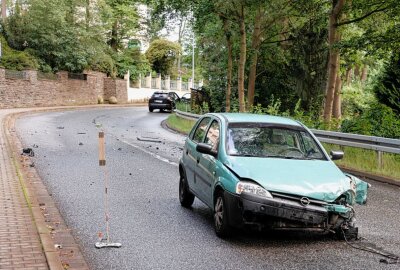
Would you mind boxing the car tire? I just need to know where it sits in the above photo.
[179,174,194,208]
[214,191,231,238]
[149,107,153,112]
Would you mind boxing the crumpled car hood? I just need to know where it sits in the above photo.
[225,156,351,202]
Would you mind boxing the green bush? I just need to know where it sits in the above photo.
[0,36,38,70]
[374,55,400,114]
[341,102,400,138]
[0,51,39,70]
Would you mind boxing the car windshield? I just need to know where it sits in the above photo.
[226,123,326,160]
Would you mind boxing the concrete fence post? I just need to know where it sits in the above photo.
[188,77,193,89]
[145,73,151,88]
[177,77,182,91]
[138,74,142,88]
[165,75,171,90]
[156,73,161,89]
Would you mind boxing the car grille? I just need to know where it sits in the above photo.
[270,192,328,207]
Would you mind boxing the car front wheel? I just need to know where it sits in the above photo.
[179,174,194,208]
[149,107,153,112]
[214,191,230,238]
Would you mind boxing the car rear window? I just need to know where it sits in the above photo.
[152,93,168,98]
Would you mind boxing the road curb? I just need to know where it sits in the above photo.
[4,112,86,270]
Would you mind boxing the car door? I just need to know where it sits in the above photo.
[183,117,211,196]
[195,119,220,208]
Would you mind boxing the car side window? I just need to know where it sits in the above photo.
[192,117,211,143]
[204,120,220,151]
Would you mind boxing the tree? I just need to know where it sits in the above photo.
[102,0,139,51]
[323,0,400,122]
[1,0,6,20]
[375,54,400,114]
[145,39,181,75]
[323,0,345,123]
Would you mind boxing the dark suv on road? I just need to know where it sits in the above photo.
[149,91,180,112]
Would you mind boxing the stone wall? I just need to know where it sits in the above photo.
[0,69,127,109]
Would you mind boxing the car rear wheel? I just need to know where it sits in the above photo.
[214,191,230,238]
[149,107,153,112]
[179,174,194,208]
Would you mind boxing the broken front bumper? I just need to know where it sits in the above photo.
[224,191,352,229]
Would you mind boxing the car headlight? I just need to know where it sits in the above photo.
[236,181,273,199]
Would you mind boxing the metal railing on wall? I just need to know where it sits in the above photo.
[37,71,58,80]
[175,109,400,169]
[68,73,87,80]
[5,69,28,80]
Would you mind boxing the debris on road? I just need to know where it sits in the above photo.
[22,148,35,156]
[57,126,64,129]
[137,137,162,143]
[79,142,84,146]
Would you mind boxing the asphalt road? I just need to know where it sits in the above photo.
[16,107,400,270]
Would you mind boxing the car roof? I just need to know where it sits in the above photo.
[207,113,302,127]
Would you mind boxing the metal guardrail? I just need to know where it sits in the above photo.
[311,129,400,154]
[175,109,400,156]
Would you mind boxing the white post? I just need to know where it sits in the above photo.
[177,77,182,91]
[165,75,170,90]
[125,70,130,89]
[156,73,161,89]
[145,73,151,88]
[138,74,142,88]
[188,77,193,89]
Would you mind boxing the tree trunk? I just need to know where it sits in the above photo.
[345,68,352,85]
[354,64,360,79]
[222,18,233,112]
[1,0,6,20]
[361,65,368,82]
[238,4,246,112]
[323,0,345,122]
[246,7,263,110]
[110,21,118,51]
[332,73,342,119]
[85,0,90,30]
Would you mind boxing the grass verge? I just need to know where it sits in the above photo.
[323,144,400,180]
[166,113,196,134]
[168,113,400,181]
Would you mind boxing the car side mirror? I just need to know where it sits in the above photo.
[196,143,217,157]
[330,150,344,160]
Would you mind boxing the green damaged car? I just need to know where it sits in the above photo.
[179,113,370,238]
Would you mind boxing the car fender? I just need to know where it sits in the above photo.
[345,173,370,205]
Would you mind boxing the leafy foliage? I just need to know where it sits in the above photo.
[374,55,400,113]
[0,36,38,70]
[145,39,181,75]
[341,103,400,139]
[115,47,151,80]
[1,0,145,76]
